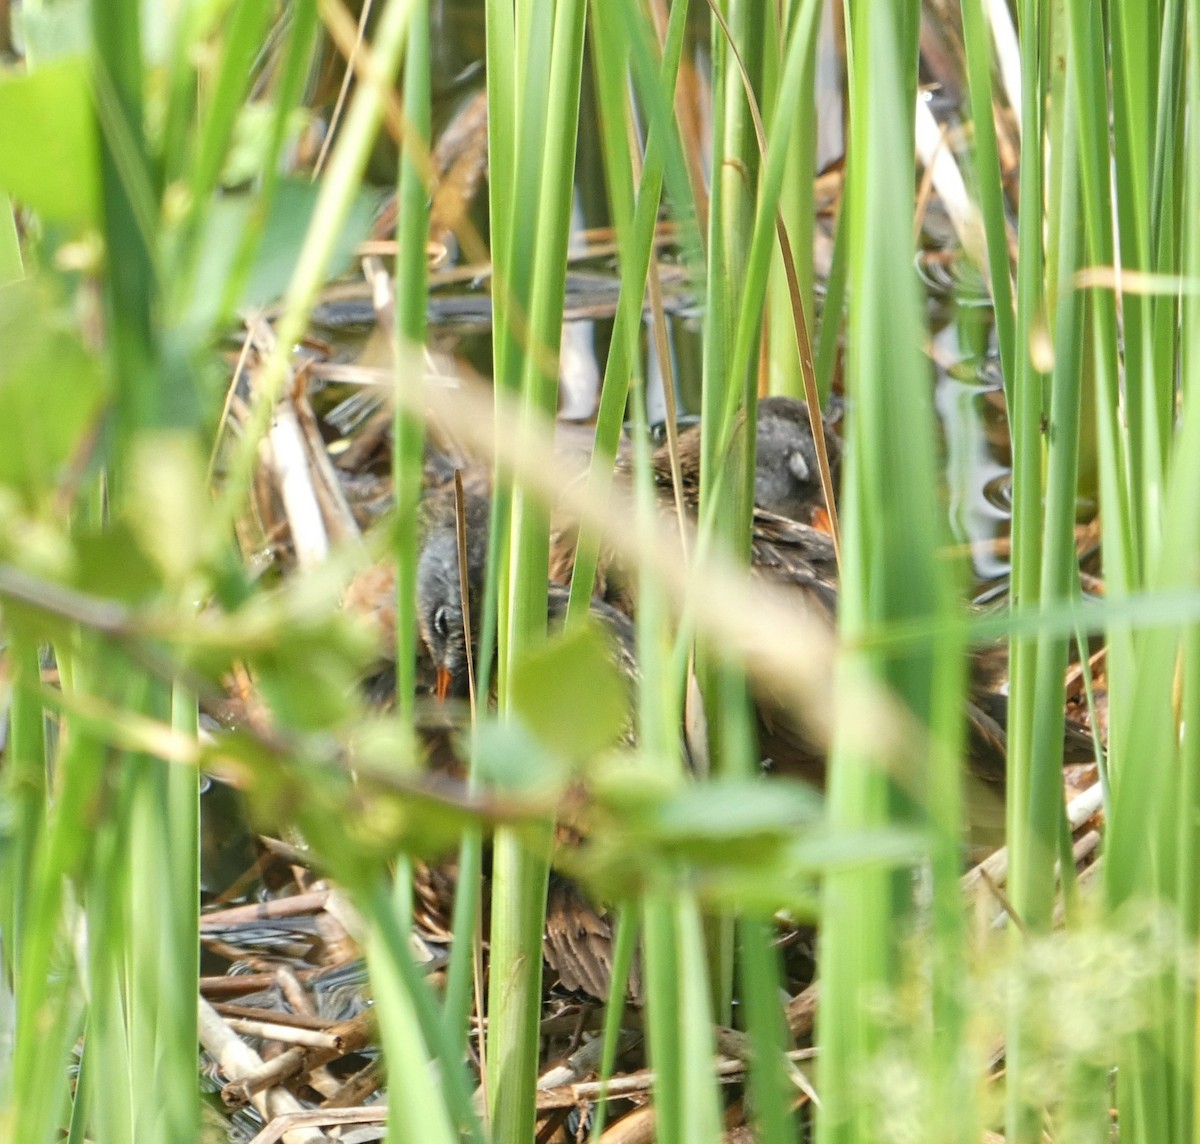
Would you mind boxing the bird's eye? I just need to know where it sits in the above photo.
[433,604,451,638]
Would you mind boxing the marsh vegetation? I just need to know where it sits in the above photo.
[0,2,1195,1142]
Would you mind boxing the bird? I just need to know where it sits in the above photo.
[364,399,1088,994]
[414,487,641,1000]
[638,395,841,526]
[407,429,852,999]
[549,395,841,613]
[415,487,639,713]
[538,397,1086,800]
[357,395,1086,804]
[752,395,841,528]
[414,488,491,703]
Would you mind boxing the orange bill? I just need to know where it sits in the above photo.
[811,505,833,535]
[436,666,452,703]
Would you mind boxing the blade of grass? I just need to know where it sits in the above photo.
[1094,5,1200,1138]
[181,0,278,243]
[738,916,798,1143]
[485,1,589,1140]
[0,197,20,282]
[1,641,47,987]
[567,0,691,625]
[213,0,415,532]
[640,891,723,1144]
[763,0,822,402]
[214,0,323,324]
[1001,0,1058,1129]
[817,4,969,1143]
[959,0,1016,391]
[583,8,729,1131]
[7,658,105,1141]
[391,0,429,726]
[89,2,202,1136]
[364,879,467,1144]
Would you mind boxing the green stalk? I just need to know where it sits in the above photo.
[0,197,21,283]
[480,0,519,713]
[1005,4,1089,1138]
[996,0,1091,992]
[1178,627,1200,1135]
[567,0,690,625]
[485,2,588,1140]
[1110,0,1170,545]
[369,0,433,1118]
[813,187,848,402]
[585,7,726,1132]
[434,0,484,1044]
[1172,17,1200,1120]
[586,912,639,1142]
[392,0,429,726]
[708,6,834,1126]
[764,0,821,400]
[91,0,158,455]
[1065,0,1130,904]
[8,658,104,1141]
[84,810,136,1143]
[1063,0,1133,838]
[959,0,1016,391]
[738,917,796,1143]
[89,2,201,1136]
[1149,0,1185,462]
[507,0,587,650]
[288,810,486,1141]
[696,0,759,1032]
[1,640,47,989]
[363,879,468,1144]
[147,682,199,1142]
[1091,5,1200,1138]
[214,0,322,324]
[214,0,415,532]
[171,0,276,311]
[640,891,722,1144]
[709,0,829,462]
[1003,0,1048,945]
[1028,64,1083,930]
[817,4,961,1143]
[633,342,725,1141]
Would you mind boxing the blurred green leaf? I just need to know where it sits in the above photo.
[0,59,100,224]
[652,778,824,845]
[220,103,314,189]
[74,522,160,602]
[178,567,378,731]
[511,619,629,760]
[127,433,216,584]
[253,640,363,731]
[569,775,921,914]
[0,279,107,505]
[592,776,823,868]
[248,625,373,728]
[472,718,570,795]
[187,178,380,326]
[216,722,509,876]
[785,824,928,872]
[0,495,74,584]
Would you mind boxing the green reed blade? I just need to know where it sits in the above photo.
[959,0,1016,392]
[484,1,589,1139]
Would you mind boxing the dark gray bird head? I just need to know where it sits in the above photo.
[753,396,840,525]
[416,492,490,700]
